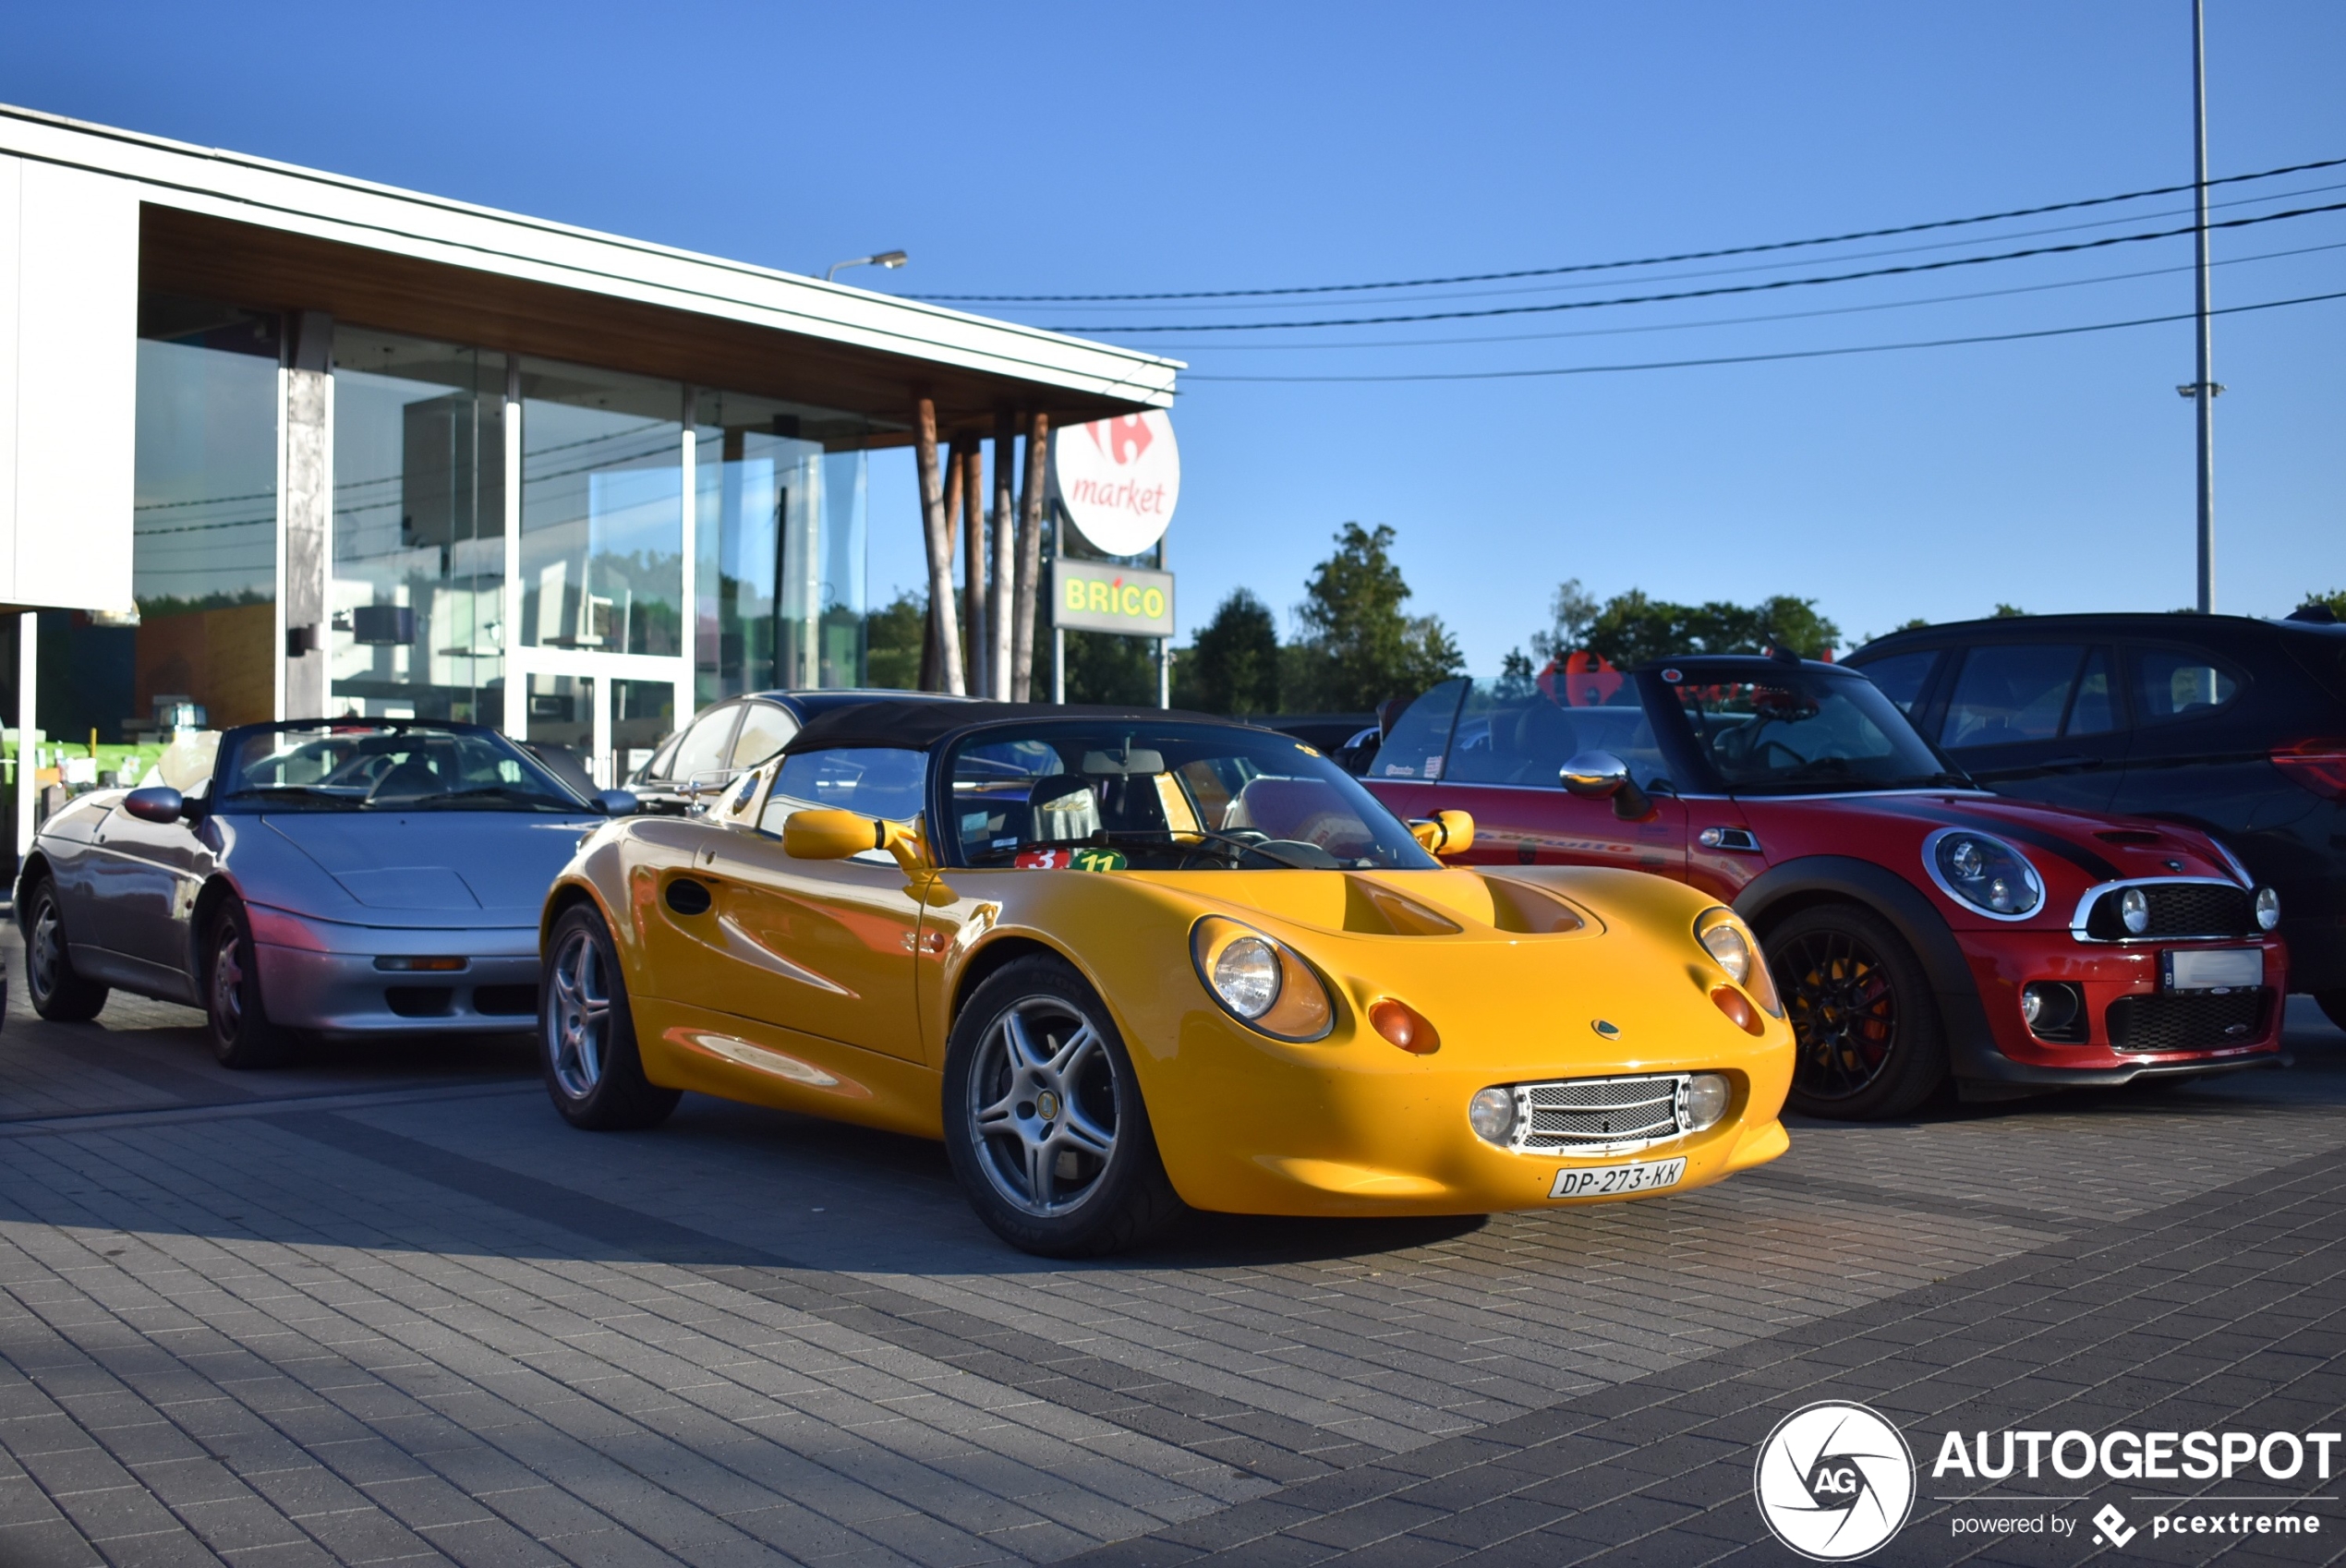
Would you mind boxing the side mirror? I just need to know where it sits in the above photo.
[783,808,929,877]
[1560,750,1654,822]
[1409,810,1475,857]
[122,786,187,825]
[593,790,640,816]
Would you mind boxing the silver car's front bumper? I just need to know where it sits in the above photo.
[250,911,541,1036]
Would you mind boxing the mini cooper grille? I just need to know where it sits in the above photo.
[2106,990,2269,1053]
[2083,883,2255,941]
[1509,1074,1689,1154]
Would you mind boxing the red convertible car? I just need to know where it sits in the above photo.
[1364,655,2287,1118]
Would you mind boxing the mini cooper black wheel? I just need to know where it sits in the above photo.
[204,899,296,1068]
[23,875,108,1021]
[943,956,1185,1258]
[539,903,680,1131]
[1767,903,1947,1120]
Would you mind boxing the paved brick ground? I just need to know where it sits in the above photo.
[0,922,2340,1567]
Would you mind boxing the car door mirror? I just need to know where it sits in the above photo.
[122,786,187,824]
[1560,750,1654,822]
[1409,810,1475,857]
[593,790,640,816]
[783,807,931,877]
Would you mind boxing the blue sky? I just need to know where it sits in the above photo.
[10,1,2342,666]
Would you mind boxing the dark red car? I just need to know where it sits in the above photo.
[1363,656,2287,1119]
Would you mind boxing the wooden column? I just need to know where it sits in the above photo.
[912,398,964,694]
[988,408,1017,700]
[957,432,988,700]
[1010,411,1050,701]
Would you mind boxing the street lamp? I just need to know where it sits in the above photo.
[826,249,909,283]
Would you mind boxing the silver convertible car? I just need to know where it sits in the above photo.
[18,720,632,1066]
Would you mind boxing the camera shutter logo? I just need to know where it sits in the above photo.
[1754,1401,1916,1560]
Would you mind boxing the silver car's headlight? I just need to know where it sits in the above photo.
[1925,828,2043,919]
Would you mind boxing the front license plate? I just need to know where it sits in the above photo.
[1549,1157,1687,1200]
[2164,947,2262,992]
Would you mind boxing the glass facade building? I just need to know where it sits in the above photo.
[115,298,874,784]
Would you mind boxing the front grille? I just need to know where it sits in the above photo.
[1509,1074,1688,1153]
[472,984,538,1017]
[2106,990,2269,1053]
[2082,882,2255,941]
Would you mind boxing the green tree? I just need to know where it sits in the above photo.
[2298,588,2346,620]
[1991,603,2029,619]
[1174,589,1282,715]
[1286,524,1463,711]
[1577,589,1840,669]
[1529,579,1601,662]
[864,588,926,689]
[1066,629,1159,705]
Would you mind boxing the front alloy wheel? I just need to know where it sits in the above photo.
[535,903,680,1131]
[967,995,1120,1217]
[25,880,108,1021]
[1768,903,1946,1120]
[545,924,611,1099]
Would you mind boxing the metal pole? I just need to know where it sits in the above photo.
[1156,534,1170,708]
[1051,503,1066,705]
[2191,0,2216,613]
[15,612,37,862]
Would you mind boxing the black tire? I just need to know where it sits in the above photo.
[204,900,295,1068]
[1766,903,1948,1120]
[2316,990,2346,1035]
[22,876,109,1021]
[942,955,1186,1258]
[538,903,681,1131]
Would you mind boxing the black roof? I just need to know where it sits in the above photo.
[782,700,1237,754]
[739,689,974,719]
[1850,611,2346,658]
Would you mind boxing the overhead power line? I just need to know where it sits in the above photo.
[1179,287,2346,383]
[1048,201,2346,334]
[920,155,2346,304]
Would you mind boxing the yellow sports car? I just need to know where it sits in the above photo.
[538,702,1794,1255]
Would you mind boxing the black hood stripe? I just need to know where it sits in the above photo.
[1857,798,2122,883]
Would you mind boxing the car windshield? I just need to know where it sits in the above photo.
[214,724,590,812]
[940,721,1439,871]
[1672,670,1963,794]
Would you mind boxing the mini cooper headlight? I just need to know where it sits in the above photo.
[1191,916,1335,1042]
[2121,887,2150,935]
[1928,829,2044,919]
[1683,1073,1732,1132]
[1468,1087,1516,1144]
[2255,887,2280,931]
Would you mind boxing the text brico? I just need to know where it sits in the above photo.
[1062,575,1167,621]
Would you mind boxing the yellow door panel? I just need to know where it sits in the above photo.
[632,996,942,1139]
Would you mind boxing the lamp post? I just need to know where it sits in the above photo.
[2183,0,2218,614]
[825,249,909,283]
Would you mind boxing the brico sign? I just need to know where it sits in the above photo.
[1051,411,1179,557]
[1052,561,1174,638]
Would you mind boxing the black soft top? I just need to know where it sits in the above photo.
[780,700,1233,754]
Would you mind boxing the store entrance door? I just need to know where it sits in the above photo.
[512,655,687,791]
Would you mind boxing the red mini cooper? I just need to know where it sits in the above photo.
[1363,655,2288,1119]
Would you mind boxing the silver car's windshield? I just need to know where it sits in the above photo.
[214,725,588,812]
[941,721,1439,872]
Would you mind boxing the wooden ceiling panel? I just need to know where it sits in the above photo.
[139,206,1153,444]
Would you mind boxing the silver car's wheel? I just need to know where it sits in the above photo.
[965,994,1122,1218]
[23,880,108,1021]
[210,937,246,1032]
[545,926,611,1099]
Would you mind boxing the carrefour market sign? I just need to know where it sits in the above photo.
[1053,561,1175,638]
[1052,412,1179,556]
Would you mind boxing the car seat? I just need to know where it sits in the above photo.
[1224,777,1371,857]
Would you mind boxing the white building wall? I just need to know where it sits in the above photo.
[1,154,138,611]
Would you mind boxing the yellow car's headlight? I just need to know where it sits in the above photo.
[1191,916,1334,1042]
[1695,907,1781,1017]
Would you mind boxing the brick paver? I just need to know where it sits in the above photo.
[0,923,2340,1566]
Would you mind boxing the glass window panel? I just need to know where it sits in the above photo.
[668,703,741,788]
[1447,677,1669,790]
[1855,650,1939,717]
[727,702,798,770]
[1374,678,1466,780]
[693,389,869,702]
[2066,649,2117,736]
[2134,647,2241,723]
[521,359,683,657]
[130,296,284,738]
[1941,645,2084,751]
[330,329,504,724]
[613,678,676,777]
